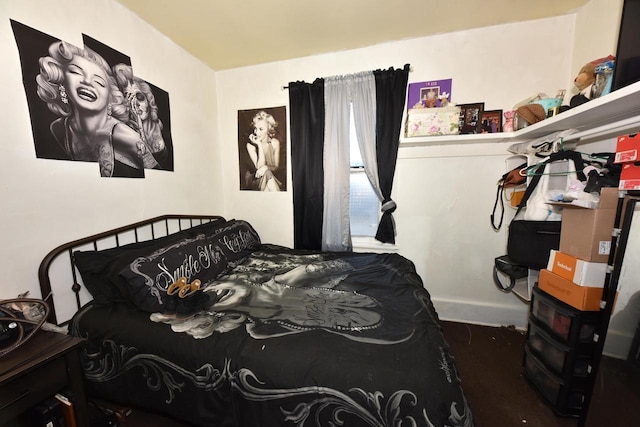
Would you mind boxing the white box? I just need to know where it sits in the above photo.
[546,250,607,287]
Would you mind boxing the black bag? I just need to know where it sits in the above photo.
[498,149,587,271]
[493,255,528,292]
[507,219,561,270]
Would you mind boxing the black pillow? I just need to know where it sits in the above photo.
[74,217,226,306]
[209,219,262,263]
[119,219,261,313]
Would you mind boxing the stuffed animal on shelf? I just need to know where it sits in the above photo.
[569,56,615,108]
[439,92,450,107]
[570,62,596,107]
[425,89,438,108]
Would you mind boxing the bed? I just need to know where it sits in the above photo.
[39,215,474,427]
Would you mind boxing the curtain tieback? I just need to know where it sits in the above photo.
[381,199,397,213]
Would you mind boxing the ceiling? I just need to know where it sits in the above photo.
[114,0,590,70]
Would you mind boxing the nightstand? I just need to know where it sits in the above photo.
[0,330,89,427]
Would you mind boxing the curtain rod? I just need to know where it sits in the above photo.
[281,65,413,90]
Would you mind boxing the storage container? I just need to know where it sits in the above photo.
[531,286,598,345]
[405,106,461,137]
[537,269,603,311]
[614,133,640,164]
[559,187,618,263]
[523,346,587,417]
[527,319,592,378]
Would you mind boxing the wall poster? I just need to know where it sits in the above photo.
[11,20,174,178]
[237,107,287,191]
[407,79,453,109]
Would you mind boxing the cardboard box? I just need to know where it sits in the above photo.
[559,187,617,262]
[614,133,640,164]
[619,162,640,191]
[405,106,461,137]
[546,250,607,287]
[538,269,603,311]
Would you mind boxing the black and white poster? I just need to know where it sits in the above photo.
[238,106,287,191]
[11,20,174,178]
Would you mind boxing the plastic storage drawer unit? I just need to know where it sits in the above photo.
[527,319,593,378]
[523,346,587,417]
[531,286,599,345]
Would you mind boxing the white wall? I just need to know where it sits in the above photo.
[216,16,607,329]
[0,0,623,329]
[0,0,223,301]
[571,0,624,86]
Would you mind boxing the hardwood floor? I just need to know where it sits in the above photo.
[441,321,640,427]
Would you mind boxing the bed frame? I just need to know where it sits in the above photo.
[38,214,224,325]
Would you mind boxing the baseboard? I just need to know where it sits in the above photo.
[434,297,529,331]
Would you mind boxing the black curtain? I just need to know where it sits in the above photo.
[289,79,325,250]
[373,64,410,244]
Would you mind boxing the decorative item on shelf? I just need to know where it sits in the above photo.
[503,110,515,132]
[406,79,453,109]
[405,105,461,137]
[535,90,566,118]
[511,90,566,122]
[570,55,616,108]
[514,104,546,130]
[481,109,503,133]
[439,92,451,107]
[548,89,567,117]
[546,106,561,118]
[534,97,562,115]
[571,62,597,107]
[458,102,484,134]
[593,59,615,99]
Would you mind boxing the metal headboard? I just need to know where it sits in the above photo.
[38,214,225,325]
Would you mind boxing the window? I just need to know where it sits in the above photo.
[349,111,379,237]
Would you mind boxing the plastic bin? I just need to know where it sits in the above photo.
[531,286,598,345]
[523,346,586,417]
[527,320,592,378]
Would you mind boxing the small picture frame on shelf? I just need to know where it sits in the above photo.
[458,102,484,134]
[481,109,503,133]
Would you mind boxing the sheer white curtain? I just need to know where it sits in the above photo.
[322,71,381,251]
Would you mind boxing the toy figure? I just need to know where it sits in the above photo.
[439,92,450,107]
[503,110,515,132]
[570,62,596,107]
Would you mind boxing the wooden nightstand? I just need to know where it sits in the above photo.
[0,330,89,427]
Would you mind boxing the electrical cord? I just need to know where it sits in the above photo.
[0,298,50,357]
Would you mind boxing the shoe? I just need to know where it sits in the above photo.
[164,277,187,315]
[179,279,201,298]
[164,277,210,317]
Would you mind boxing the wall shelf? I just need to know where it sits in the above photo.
[400,81,640,147]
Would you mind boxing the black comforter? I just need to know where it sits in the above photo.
[70,244,473,426]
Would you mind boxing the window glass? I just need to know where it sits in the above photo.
[350,169,379,236]
[349,107,378,237]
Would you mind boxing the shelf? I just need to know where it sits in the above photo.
[400,81,640,147]
[400,132,514,146]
